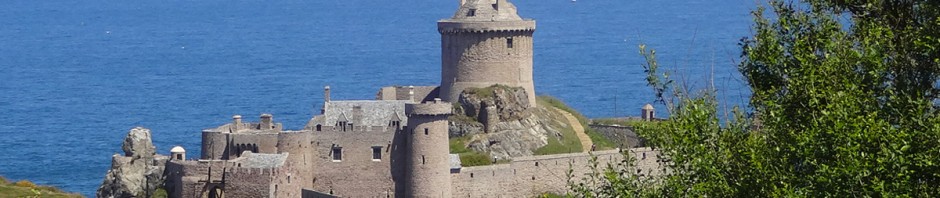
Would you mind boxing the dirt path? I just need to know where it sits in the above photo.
[554,108,594,152]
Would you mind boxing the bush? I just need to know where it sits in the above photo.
[459,152,493,167]
[14,180,37,188]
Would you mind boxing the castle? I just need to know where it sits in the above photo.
[160,0,660,197]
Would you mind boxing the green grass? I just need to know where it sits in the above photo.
[0,178,83,198]
[153,187,168,198]
[537,96,617,151]
[534,96,585,155]
[448,114,478,124]
[592,118,648,127]
[585,128,616,149]
[537,193,569,198]
[464,84,516,98]
[450,136,494,167]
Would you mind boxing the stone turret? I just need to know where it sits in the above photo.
[439,0,537,107]
[397,98,453,197]
[170,146,186,161]
[641,104,655,121]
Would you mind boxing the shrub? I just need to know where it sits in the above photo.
[459,152,493,167]
[14,180,37,188]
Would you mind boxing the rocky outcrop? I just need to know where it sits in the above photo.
[450,85,571,159]
[97,127,168,198]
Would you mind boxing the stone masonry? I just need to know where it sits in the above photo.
[101,1,665,197]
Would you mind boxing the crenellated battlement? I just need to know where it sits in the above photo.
[203,114,283,134]
[438,20,536,33]
[405,99,453,116]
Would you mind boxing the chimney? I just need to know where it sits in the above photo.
[232,115,242,131]
[324,86,331,103]
[408,86,415,102]
[260,114,274,129]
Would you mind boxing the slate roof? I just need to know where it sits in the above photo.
[321,100,409,127]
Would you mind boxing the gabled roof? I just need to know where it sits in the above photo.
[320,100,410,127]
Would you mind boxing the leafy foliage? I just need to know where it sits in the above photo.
[569,0,940,197]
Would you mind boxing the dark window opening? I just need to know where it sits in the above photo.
[422,155,426,164]
[424,128,429,135]
[470,173,474,178]
[507,37,514,48]
[372,146,382,160]
[332,147,342,161]
[316,124,322,131]
[535,161,539,166]
[467,9,476,17]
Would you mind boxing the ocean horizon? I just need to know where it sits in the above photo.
[0,0,755,196]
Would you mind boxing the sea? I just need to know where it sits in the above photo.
[0,0,755,196]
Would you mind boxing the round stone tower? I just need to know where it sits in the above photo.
[438,0,537,107]
[396,99,453,198]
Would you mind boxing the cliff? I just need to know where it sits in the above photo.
[97,127,168,198]
[449,85,587,160]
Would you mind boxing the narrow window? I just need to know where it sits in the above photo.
[372,146,382,161]
[422,155,426,164]
[467,9,476,17]
[424,128,429,135]
[316,124,322,131]
[332,147,342,161]
[507,37,514,48]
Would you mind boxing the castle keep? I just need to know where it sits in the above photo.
[152,0,662,197]
[439,0,537,107]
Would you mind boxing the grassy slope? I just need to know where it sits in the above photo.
[0,176,83,198]
[448,88,618,165]
[537,96,616,151]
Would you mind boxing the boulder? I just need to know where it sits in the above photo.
[122,127,155,158]
[450,85,570,159]
[97,127,167,198]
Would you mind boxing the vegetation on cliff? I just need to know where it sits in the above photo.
[538,96,616,150]
[0,176,83,198]
[570,0,940,196]
[449,85,617,165]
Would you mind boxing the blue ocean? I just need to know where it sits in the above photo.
[0,0,755,196]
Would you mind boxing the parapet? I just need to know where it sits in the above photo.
[438,20,535,33]
[405,98,453,116]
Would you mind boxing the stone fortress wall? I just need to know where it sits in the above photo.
[451,148,661,197]
[588,124,645,149]
[164,154,302,198]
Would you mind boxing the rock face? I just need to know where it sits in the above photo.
[122,127,156,158]
[450,85,569,159]
[97,127,168,198]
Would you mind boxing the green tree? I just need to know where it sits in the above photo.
[569,0,940,197]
